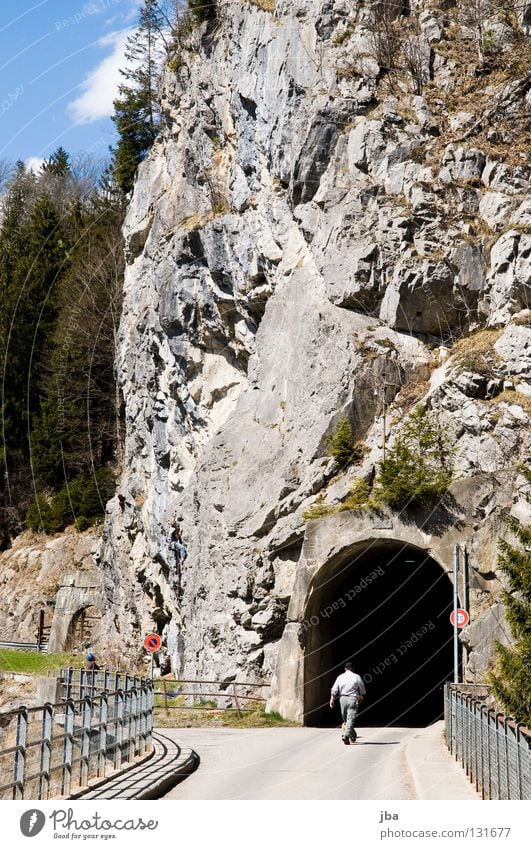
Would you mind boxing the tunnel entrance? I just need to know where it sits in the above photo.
[303,542,456,727]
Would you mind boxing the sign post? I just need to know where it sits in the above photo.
[144,634,162,685]
[453,544,459,683]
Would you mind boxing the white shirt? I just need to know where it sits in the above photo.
[331,670,366,699]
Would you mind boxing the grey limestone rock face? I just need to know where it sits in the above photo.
[97,1,530,694]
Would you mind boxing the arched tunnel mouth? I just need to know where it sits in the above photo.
[302,541,456,727]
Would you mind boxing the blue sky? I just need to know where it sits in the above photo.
[0,0,143,171]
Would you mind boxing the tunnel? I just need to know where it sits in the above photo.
[303,541,456,727]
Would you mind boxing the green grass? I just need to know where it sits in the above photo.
[0,649,84,675]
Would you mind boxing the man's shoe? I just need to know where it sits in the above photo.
[342,736,350,745]
[350,732,357,742]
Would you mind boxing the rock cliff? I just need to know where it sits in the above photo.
[97,0,530,711]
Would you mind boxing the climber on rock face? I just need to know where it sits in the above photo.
[169,522,187,567]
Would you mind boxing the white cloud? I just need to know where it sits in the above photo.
[67,28,133,124]
[25,156,45,173]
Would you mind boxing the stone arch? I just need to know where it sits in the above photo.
[267,511,464,724]
[47,571,104,654]
[302,539,455,726]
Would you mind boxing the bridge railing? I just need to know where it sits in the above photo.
[0,673,153,800]
[445,683,531,799]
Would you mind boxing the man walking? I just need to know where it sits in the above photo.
[330,661,366,745]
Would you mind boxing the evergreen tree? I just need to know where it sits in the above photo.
[188,0,217,25]
[111,0,166,193]
[490,470,531,725]
[30,196,124,487]
[41,147,70,177]
[0,151,124,540]
[375,405,453,510]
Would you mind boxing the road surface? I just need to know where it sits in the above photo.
[161,726,419,800]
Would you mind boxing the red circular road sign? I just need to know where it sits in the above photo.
[144,633,162,652]
[450,609,470,628]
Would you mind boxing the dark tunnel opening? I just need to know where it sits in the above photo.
[303,542,457,727]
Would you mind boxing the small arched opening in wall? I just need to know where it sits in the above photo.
[65,604,102,652]
[302,540,456,727]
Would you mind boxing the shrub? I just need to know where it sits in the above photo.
[302,497,335,521]
[326,418,362,467]
[374,405,453,510]
[338,479,377,513]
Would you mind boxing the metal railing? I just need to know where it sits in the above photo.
[59,667,144,701]
[153,678,271,717]
[0,673,153,800]
[445,684,531,799]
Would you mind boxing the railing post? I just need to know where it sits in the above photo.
[98,693,108,778]
[487,708,494,800]
[61,699,75,797]
[38,703,53,800]
[516,723,524,800]
[114,690,124,771]
[504,717,511,799]
[130,687,139,755]
[232,682,242,718]
[148,680,154,746]
[79,696,92,789]
[495,711,503,800]
[65,667,74,701]
[13,708,28,800]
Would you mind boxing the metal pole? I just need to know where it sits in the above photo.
[462,544,469,677]
[37,609,45,651]
[453,544,459,683]
[382,391,386,461]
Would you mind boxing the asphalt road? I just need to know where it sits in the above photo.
[160,726,419,800]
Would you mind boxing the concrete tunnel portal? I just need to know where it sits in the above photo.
[302,541,456,727]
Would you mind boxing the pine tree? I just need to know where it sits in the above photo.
[375,405,453,510]
[490,470,531,725]
[111,0,166,193]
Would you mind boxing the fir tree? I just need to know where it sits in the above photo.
[111,0,166,193]
[375,405,453,510]
[490,470,531,725]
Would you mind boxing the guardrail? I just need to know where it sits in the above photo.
[153,678,271,716]
[445,684,531,800]
[0,673,153,800]
[0,640,48,652]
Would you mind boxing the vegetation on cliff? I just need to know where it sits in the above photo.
[490,469,531,725]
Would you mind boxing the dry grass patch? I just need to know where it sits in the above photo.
[487,389,531,417]
[451,328,504,361]
[248,0,276,11]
